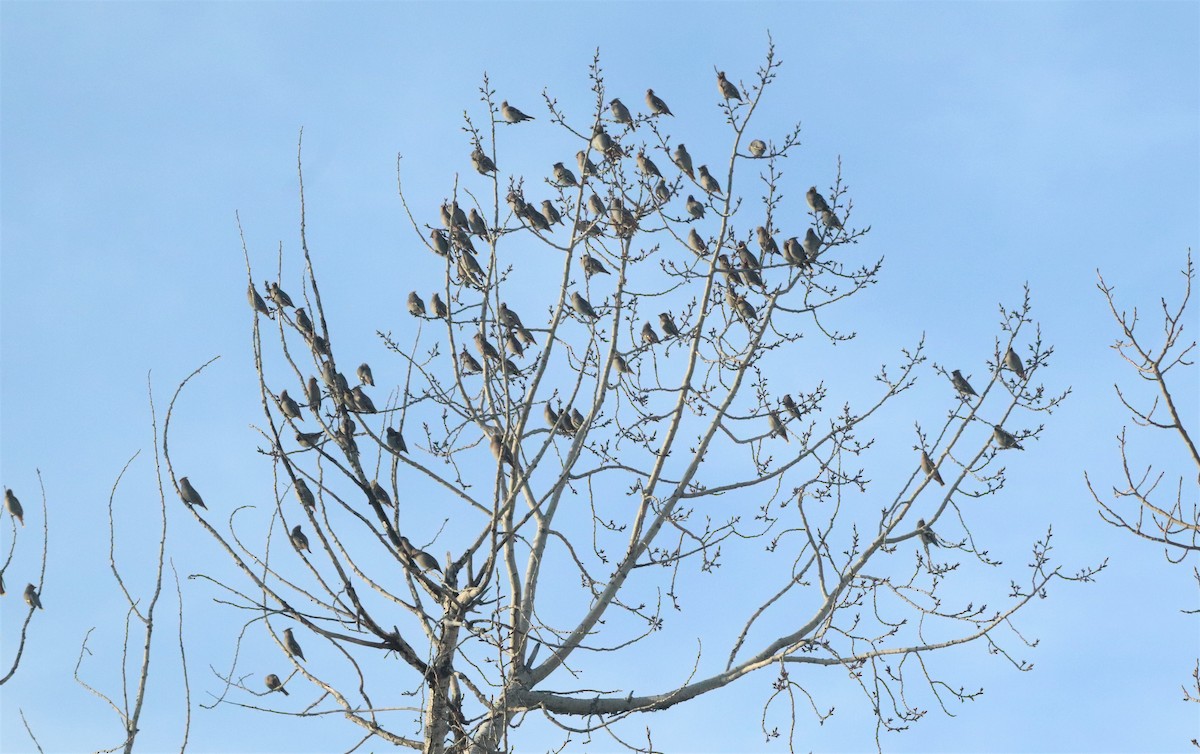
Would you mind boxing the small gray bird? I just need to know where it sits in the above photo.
[514,325,536,347]
[637,150,661,179]
[249,284,271,317]
[587,193,607,217]
[506,189,528,215]
[748,139,766,158]
[716,254,737,284]
[740,265,765,290]
[672,144,694,178]
[736,241,761,272]
[612,352,632,374]
[357,363,374,386]
[920,450,945,486]
[467,208,488,237]
[449,201,468,229]
[768,409,789,442]
[305,375,321,407]
[1004,347,1027,380]
[781,236,805,266]
[993,425,1024,451]
[474,332,501,363]
[386,427,408,454]
[450,226,476,253]
[439,201,455,230]
[522,204,551,233]
[311,336,331,358]
[697,165,722,196]
[294,477,316,508]
[498,303,526,332]
[295,431,323,450]
[500,358,521,377]
[609,98,634,127]
[459,348,483,375]
[408,291,426,318]
[294,310,315,344]
[24,583,42,609]
[5,489,23,526]
[756,226,780,257]
[570,408,585,431]
[733,293,757,322]
[279,391,303,421]
[821,209,843,230]
[645,88,673,116]
[349,386,376,413]
[716,71,742,101]
[282,628,305,662]
[268,282,294,308]
[552,161,578,187]
[950,370,977,399]
[641,322,660,345]
[471,148,497,175]
[577,150,598,178]
[654,179,672,204]
[802,228,821,262]
[544,402,560,429]
[369,480,393,507]
[917,518,942,547]
[506,332,524,358]
[457,250,487,287]
[580,253,610,278]
[500,100,534,123]
[541,200,563,226]
[399,536,442,573]
[687,228,708,256]
[782,394,802,421]
[806,187,831,214]
[178,477,206,509]
[430,292,448,319]
[430,229,450,257]
[571,292,599,320]
[290,524,311,553]
[685,195,705,220]
[265,674,289,696]
[659,312,680,338]
[590,126,613,155]
[490,433,516,466]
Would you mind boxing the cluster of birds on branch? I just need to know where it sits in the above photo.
[2,487,41,609]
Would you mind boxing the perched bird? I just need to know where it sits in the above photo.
[279,390,304,421]
[290,524,311,553]
[768,409,789,442]
[757,226,780,257]
[544,402,560,429]
[514,325,537,347]
[439,201,455,230]
[294,307,314,340]
[802,228,821,262]
[305,377,321,411]
[917,518,942,547]
[311,336,331,358]
[467,208,489,237]
[489,433,516,467]
[474,332,501,363]
[369,480,393,508]
[641,322,660,346]
[732,293,757,322]
[5,489,23,526]
[645,88,673,116]
[590,126,613,155]
[716,254,737,284]
[541,200,563,226]
[385,427,408,454]
[748,139,766,158]
[265,674,289,696]
[993,425,1024,451]
[587,193,607,217]
[580,253,610,278]
[685,195,705,220]
[450,226,476,253]
[609,197,637,236]
[430,229,451,257]
[637,150,661,179]
[687,228,708,255]
[457,250,487,287]
[552,162,578,187]
[501,358,521,377]
[736,241,761,272]
[659,312,680,338]
[357,363,374,387]
[821,209,843,230]
[576,150,598,178]
[178,477,206,509]
[1004,347,1027,380]
[24,583,42,609]
[470,148,497,175]
[430,292,449,319]
[571,292,599,320]
[295,431,324,450]
[498,302,525,331]
[716,70,742,101]
[459,348,483,375]
[500,100,534,123]
[294,478,316,508]
[697,165,722,196]
[407,291,426,318]
[267,282,294,309]
[950,370,977,399]
[520,203,551,233]
[782,394,802,421]
[672,143,694,178]
[806,187,831,214]
[248,283,271,317]
[399,536,442,573]
[920,450,945,486]
[781,236,806,267]
[739,265,765,290]
[654,179,672,204]
[506,332,525,358]
[609,98,634,127]
[282,628,305,662]
[570,408,585,431]
[349,386,376,413]
[612,352,632,374]
[449,201,468,229]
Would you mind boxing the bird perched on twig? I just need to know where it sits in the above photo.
[645,88,672,116]
[552,162,578,187]
[716,71,742,101]
[748,139,766,158]
[698,165,722,196]
[541,200,563,227]
[993,425,1024,450]
[802,228,821,263]
[821,209,843,230]
[500,100,534,123]
[399,536,442,573]
[641,322,660,346]
[407,291,426,318]
[580,253,610,278]
[757,226,780,257]
[248,284,271,317]
[571,292,599,320]
[920,450,944,486]
[782,394,802,421]
[806,187,831,214]
[672,144,694,178]
[178,477,206,509]
[917,518,942,547]
[1004,347,1027,380]
[459,347,483,375]
[296,431,323,450]
[430,292,448,319]
[278,390,304,421]
[5,489,23,526]
[467,208,488,238]
[654,179,672,204]
[471,148,497,175]
[294,307,314,340]
[685,195,705,220]
[294,477,316,508]
[576,150,598,178]
[609,98,634,128]
[659,312,680,338]
[305,377,321,412]
[357,363,374,386]
[474,333,501,363]
[369,480,394,508]
[490,433,516,467]
[290,525,311,553]
[768,409,789,442]
[267,282,294,309]
[430,228,451,257]
[24,583,42,609]
[612,353,632,374]
[687,228,708,256]
[386,427,408,454]
[265,674,289,696]
[282,628,305,662]
[950,370,977,399]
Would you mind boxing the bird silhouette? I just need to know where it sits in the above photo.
[471,148,497,175]
[685,195,705,220]
[278,391,304,421]
[290,524,311,553]
[659,312,680,338]
[637,150,661,179]
[459,348,483,375]
[430,292,449,319]
[1004,347,1027,380]
[5,489,23,526]
[641,322,660,345]
[580,253,610,278]
[178,477,206,509]
[265,674,289,696]
[294,477,316,508]
[716,71,742,101]
[24,583,42,609]
[950,370,977,399]
[920,450,945,486]
[993,425,1024,451]
[248,283,271,317]
[357,363,374,386]
[408,291,426,318]
[282,628,305,661]
[698,166,722,196]
[386,427,408,454]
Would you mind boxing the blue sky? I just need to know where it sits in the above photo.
[2,2,1198,752]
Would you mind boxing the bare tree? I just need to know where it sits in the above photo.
[167,44,1100,752]
[1089,251,1199,709]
